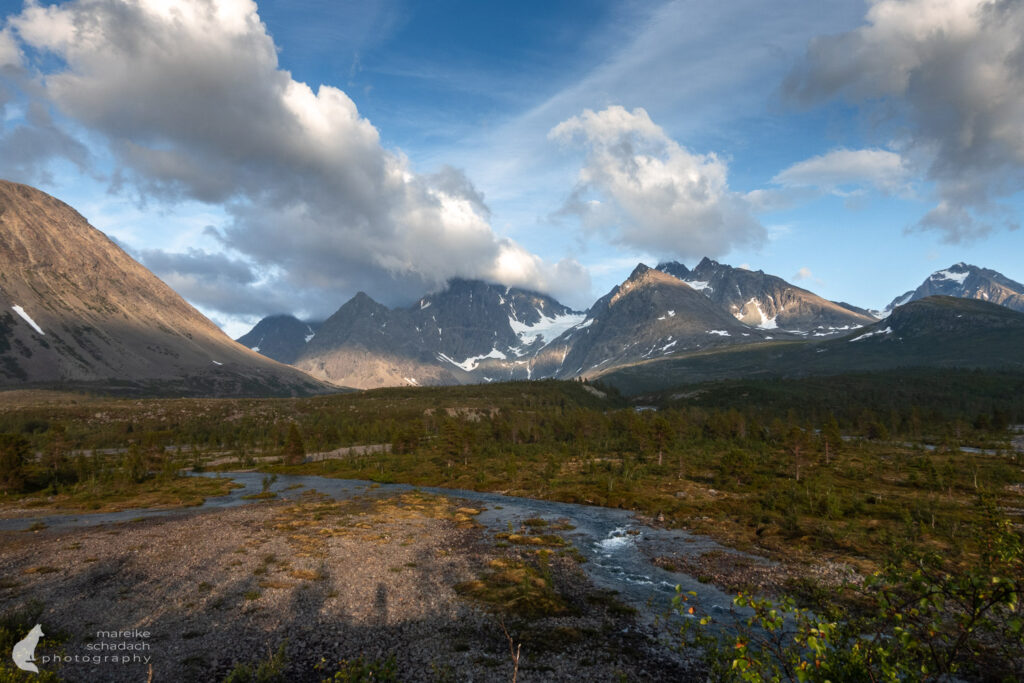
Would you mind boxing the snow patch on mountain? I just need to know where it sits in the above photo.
[850,327,893,342]
[509,310,586,346]
[931,268,969,285]
[735,298,777,329]
[11,305,44,335]
[685,280,711,293]
[437,347,508,372]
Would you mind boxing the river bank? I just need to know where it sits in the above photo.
[0,487,697,681]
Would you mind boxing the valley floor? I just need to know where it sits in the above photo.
[0,490,694,682]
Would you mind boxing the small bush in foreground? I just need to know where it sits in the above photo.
[316,655,399,682]
[676,511,1023,681]
[222,641,287,683]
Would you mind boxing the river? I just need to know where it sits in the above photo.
[0,471,750,624]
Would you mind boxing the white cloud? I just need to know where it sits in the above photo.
[5,0,587,317]
[790,264,823,282]
[0,28,20,67]
[773,148,912,196]
[786,0,1024,241]
[549,105,764,260]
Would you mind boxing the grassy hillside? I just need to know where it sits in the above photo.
[645,368,1024,427]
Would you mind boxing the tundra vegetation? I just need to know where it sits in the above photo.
[0,369,1021,679]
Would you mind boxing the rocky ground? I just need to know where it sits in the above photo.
[0,490,696,682]
[647,549,859,598]
[632,514,861,600]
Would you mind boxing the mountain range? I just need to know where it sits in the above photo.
[239,256,1024,391]
[1,180,1021,396]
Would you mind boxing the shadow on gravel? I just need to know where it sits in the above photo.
[0,506,699,682]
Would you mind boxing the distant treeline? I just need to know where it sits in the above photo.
[0,370,1021,461]
[666,368,1024,429]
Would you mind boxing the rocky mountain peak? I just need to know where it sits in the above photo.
[626,262,653,280]
[693,256,721,273]
[887,263,1024,314]
[609,265,689,308]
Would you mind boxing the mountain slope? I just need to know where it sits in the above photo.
[886,262,1024,314]
[548,264,771,378]
[598,296,1024,394]
[658,257,875,335]
[0,180,328,396]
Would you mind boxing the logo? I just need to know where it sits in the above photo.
[12,623,43,673]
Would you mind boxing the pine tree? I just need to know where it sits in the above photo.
[284,423,305,465]
[822,413,842,465]
[0,434,29,492]
[785,425,810,482]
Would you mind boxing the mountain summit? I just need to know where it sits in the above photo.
[547,263,767,378]
[886,262,1024,314]
[657,257,875,335]
[0,180,325,396]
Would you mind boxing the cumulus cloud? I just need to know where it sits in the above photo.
[0,27,19,67]
[785,0,1024,242]
[773,148,912,196]
[4,0,587,317]
[549,106,764,260]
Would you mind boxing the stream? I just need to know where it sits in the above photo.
[0,472,750,625]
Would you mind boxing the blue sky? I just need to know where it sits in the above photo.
[1,0,1023,336]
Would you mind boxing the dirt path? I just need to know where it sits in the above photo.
[0,491,693,682]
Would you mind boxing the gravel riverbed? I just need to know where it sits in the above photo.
[0,491,696,682]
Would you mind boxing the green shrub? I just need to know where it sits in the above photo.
[676,511,1023,681]
[222,642,287,683]
[316,655,399,682]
